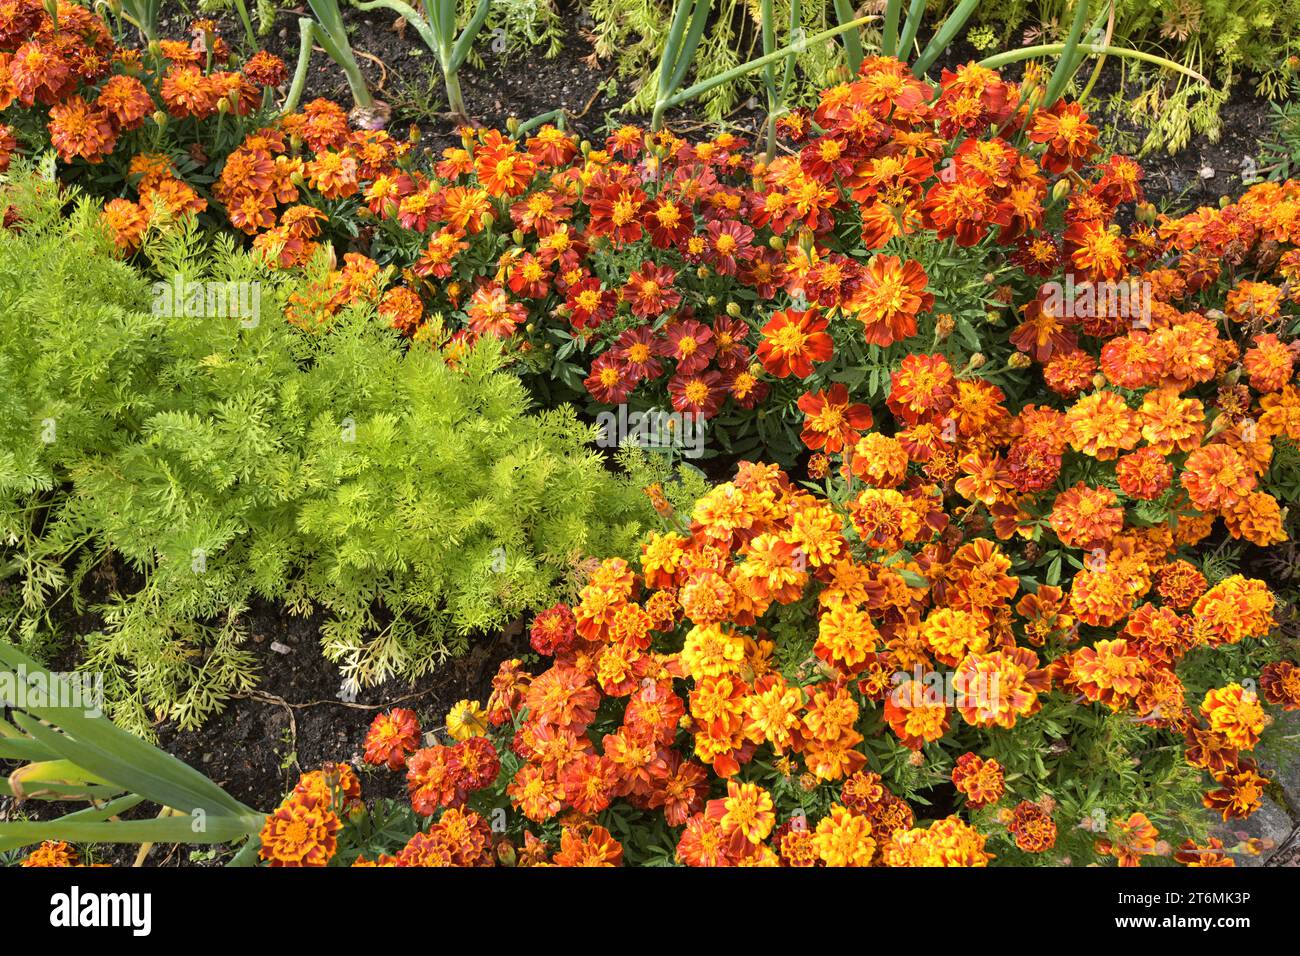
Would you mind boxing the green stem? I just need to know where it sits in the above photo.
[654,15,873,129]
[282,18,314,114]
[977,42,1208,84]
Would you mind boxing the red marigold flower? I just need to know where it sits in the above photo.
[796,383,872,453]
[755,306,832,378]
[668,367,726,419]
[1008,800,1057,853]
[586,172,646,246]
[584,352,633,405]
[1004,437,1061,493]
[364,707,421,770]
[642,195,694,248]
[1027,100,1099,173]
[530,603,578,656]
[624,261,680,318]
[659,317,716,373]
[1260,660,1300,711]
[1174,837,1235,867]
[243,49,288,87]
[886,352,956,424]
[704,218,755,276]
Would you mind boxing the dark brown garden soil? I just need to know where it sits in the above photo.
[5,6,1295,866]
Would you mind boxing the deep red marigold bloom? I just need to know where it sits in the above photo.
[530,602,578,656]
[1260,660,1300,711]
[624,262,681,318]
[756,307,832,378]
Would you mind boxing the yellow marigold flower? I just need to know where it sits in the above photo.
[813,805,876,866]
[883,816,990,867]
[718,781,777,846]
[921,607,989,666]
[445,699,489,741]
[680,623,747,680]
[1201,684,1267,750]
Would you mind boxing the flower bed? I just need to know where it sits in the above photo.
[2,6,1298,869]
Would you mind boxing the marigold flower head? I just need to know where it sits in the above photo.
[1200,684,1267,750]
[258,793,341,867]
[21,840,78,867]
[1008,799,1057,853]
[363,707,421,770]
[952,752,1005,808]
[1192,575,1275,646]
[812,805,876,867]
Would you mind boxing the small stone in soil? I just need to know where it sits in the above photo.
[270,641,292,655]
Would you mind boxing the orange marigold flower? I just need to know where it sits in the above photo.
[811,805,875,867]
[1008,800,1056,852]
[1155,559,1207,609]
[21,840,78,867]
[1174,837,1235,867]
[1180,443,1256,513]
[1065,638,1146,708]
[258,793,341,866]
[1067,390,1140,460]
[952,752,1005,808]
[101,198,149,251]
[552,825,623,866]
[1203,763,1268,821]
[1222,491,1286,546]
[1050,482,1123,551]
[883,815,991,867]
[884,677,950,749]
[849,254,934,346]
[887,352,956,424]
[160,64,220,118]
[1102,812,1159,867]
[1139,387,1205,455]
[47,96,117,163]
[1191,575,1275,646]
[1115,447,1171,500]
[1028,100,1098,173]
[1201,684,1267,750]
[1242,333,1295,393]
[363,707,421,770]
[756,306,833,378]
[797,382,872,453]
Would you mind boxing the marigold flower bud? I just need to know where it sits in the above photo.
[1008,351,1032,369]
[935,313,955,339]
[969,352,986,369]
[1051,178,1072,202]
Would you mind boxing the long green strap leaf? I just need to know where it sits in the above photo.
[913,0,978,75]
